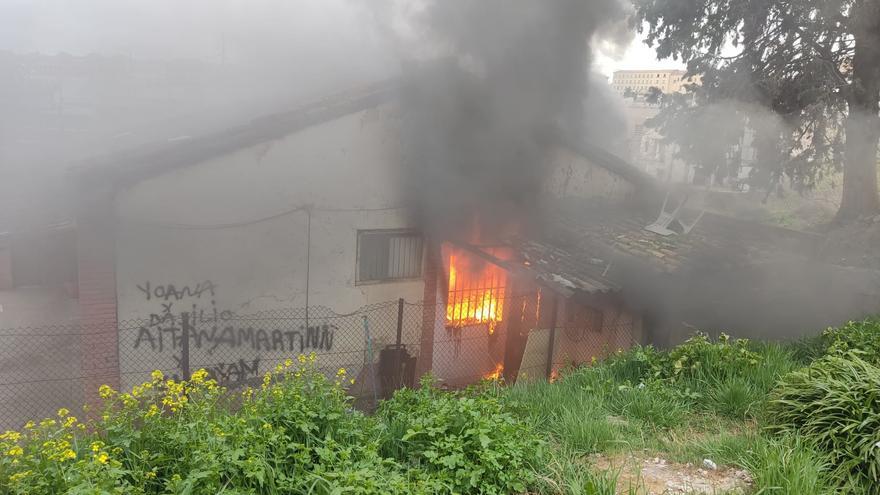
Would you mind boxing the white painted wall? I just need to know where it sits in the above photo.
[115,103,425,388]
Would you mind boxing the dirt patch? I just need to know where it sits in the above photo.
[591,454,752,495]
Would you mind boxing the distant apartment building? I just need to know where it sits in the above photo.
[611,69,699,95]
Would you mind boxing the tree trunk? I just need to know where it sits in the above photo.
[838,1,880,220]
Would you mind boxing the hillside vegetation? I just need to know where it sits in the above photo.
[2,319,879,494]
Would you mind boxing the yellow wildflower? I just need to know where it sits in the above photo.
[151,370,164,382]
[120,393,138,408]
[63,416,77,428]
[98,384,115,399]
[336,368,347,377]
[0,431,21,442]
[23,421,35,430]
[57,408,70,417]
[9,470,31,482]
[94,452,109,464]
[39,419,56,428]
[6,445,23,456]
[190,369,208,384]
[284,358,293,368]
[90,441,104,453]
[297,354,307,364]
[62,449,76,461]
[145,404,160,418]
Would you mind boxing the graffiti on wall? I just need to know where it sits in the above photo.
[129,281,336,386]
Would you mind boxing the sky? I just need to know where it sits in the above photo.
[0,0,682,78]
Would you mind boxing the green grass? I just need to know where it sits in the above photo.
[503,333,851,494]
[739,436,837,495]
[535,449,625,495]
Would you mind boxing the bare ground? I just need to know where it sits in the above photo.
[590,453,752,495]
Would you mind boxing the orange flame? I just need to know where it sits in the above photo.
[444,247,508,334]
[484,363,504,380]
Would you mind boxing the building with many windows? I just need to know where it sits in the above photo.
[611,69,699,95]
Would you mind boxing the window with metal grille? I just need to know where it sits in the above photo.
[357,230,424,283]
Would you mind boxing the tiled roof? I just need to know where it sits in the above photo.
[514,238,620,295]
[494,198,825,297]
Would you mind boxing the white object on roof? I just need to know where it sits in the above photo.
[645,190,706,236]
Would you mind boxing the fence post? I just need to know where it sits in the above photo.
[394,298,404,387]
[363,315,379,405]
[545,295,559,381]
[180,312,191,381]
[395,298,404,347]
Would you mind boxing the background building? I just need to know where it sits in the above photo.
[611,69,698,96]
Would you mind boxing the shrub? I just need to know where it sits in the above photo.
[603,345,663,384]
[768,352,880,493]
[0,357,431,495]
[657,333,761,383]
[378,376,546,495]
[820,317,880,364]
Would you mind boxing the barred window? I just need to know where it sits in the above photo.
[357,230,424,283]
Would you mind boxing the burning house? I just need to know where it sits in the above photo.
[0,78,655,404]
[416,141,654,385]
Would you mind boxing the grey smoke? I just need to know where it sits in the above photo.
[384,0,631,239]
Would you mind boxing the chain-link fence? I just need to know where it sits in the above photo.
[0,294,640,430]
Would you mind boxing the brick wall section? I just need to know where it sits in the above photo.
[77,196,120,413]
[417,240,440,380]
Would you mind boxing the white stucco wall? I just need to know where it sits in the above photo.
[115,103,425,388]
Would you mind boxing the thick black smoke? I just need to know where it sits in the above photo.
[388,0,630,240]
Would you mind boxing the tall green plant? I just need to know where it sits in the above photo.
[768,352,880,493]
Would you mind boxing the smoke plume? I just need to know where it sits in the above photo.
[384,0,631,239]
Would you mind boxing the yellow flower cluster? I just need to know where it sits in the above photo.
[98,384,116,400]
[95,368,222,418]
[1,367,236,488]
[161,379,189,412]
[0,430,22,443]
[8,470,31,483]
[42,439,77,462]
